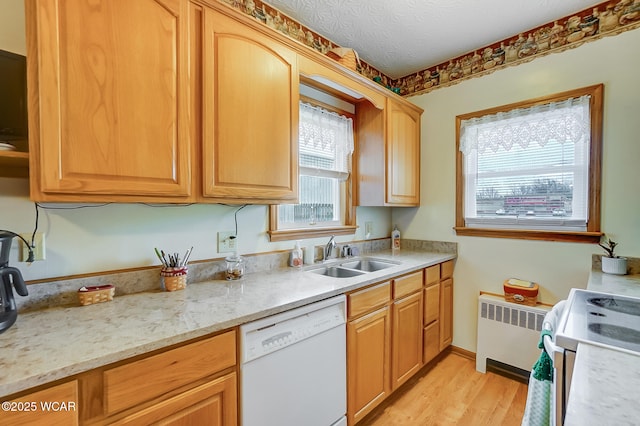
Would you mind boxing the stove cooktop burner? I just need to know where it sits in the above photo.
[557,289,640,355]
[587,297,640,316]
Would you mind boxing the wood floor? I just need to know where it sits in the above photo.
[359,352,528,426]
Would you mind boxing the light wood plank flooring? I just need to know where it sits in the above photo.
[359,352,528,426]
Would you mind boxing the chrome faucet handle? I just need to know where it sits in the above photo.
[324,235,337,261]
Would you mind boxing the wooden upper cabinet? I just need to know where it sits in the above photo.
[201,8,299,203]
[26,0,193,201]
[386,99,421,205]
[355,98,422,207]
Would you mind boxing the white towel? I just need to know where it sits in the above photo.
[522,300,566,426]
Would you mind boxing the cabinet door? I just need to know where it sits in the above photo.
[391,291,423,390]
[28,0,193,199]
[202,9,298,203]
[440,277,453,351]
[115,372,237,426]
[423,319,440,365]
[347,306,391,425]
[386,99,421,205]
[0,381,78,425]
[424,281,440,326]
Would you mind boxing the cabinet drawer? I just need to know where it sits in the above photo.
[393,271,423,299]
[423,282,440,325]
[348,282,391,319]
[0,381,78,426]
[423,321,440,365]
[425,264,440,285]
[441,260,454,279]
[104,330,236,415]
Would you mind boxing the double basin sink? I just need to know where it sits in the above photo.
[306,257,400,278]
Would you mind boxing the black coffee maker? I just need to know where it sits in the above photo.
[0,231,30,334]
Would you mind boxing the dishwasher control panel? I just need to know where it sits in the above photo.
[240,295,346,363]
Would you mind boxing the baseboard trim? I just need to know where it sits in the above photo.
[450,345,475,361]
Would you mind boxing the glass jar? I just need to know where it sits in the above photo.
[225,253,244,280]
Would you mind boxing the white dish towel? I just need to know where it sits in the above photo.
[521,300,566,426]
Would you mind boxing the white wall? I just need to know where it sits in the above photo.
[0,0,25,55]
[0,2,391,281]
[1,178,391,280]
[397,29,640,352]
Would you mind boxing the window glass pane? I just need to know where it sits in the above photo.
[474,141,580,218]
[300,153,334,170]
[277,102,353,231]
[279,174,340,227]
[461,95,591,230]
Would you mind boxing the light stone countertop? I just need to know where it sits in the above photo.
[565,344,640,426]
[0,250,455,397]
[564,271,640,425]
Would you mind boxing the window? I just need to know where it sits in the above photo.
[454,84,603,243]
[269,100,357,241]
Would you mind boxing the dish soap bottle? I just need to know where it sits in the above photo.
[391,225,401,251]
[289,241,303,267]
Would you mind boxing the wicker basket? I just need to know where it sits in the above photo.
[326,47,361,72]
[503,279,539,306]
[78,285,115,306]
[161,267,188,292]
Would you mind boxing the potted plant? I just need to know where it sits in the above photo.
[599,235,627,275]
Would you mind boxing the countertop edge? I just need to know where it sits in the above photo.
[563,270,640,425]
[0,251,455,397]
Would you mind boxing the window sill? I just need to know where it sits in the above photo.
[453,227,602,243]
[268,225,357,242]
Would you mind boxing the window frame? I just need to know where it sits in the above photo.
[268,95,357,242]
[454,84,604,243]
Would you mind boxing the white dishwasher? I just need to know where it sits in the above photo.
[240,295,347,426]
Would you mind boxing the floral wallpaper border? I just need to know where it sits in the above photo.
[220,0,640,97]
[396,0,640,97]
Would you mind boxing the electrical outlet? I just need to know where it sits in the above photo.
[365,222,373,239]
[218,231,237,253]
[20,232,46,261]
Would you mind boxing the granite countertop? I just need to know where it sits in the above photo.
[565,344,640,426]
[564,270,640,426]
[0,250,455,397]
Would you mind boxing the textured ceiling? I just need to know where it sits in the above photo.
[264,0,604,79]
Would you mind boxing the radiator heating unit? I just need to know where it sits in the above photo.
[476,293,550,374]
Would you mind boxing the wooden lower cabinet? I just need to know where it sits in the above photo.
[391,291,423,390]
[113,372,237,426]
[423,280,441,365]
[347,305,391,425]
[424,261,454,357]
[440,277,454,351]
[423,320,440,365]
[0,380,79,426]
[0,330,238,426]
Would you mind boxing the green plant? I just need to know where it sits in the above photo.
[598,235,619,258]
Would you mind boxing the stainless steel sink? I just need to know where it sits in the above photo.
[306,257,399,278]
[339,259,396,272]
[308,266,366,278]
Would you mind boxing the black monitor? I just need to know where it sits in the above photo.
[0,49,28,149]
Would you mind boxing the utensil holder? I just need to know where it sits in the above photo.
[161,267,188,291]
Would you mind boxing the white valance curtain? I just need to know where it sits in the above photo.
[459,95,591,155]
[299,102,354,180]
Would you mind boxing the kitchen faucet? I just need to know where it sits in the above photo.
[324,236,337,261]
